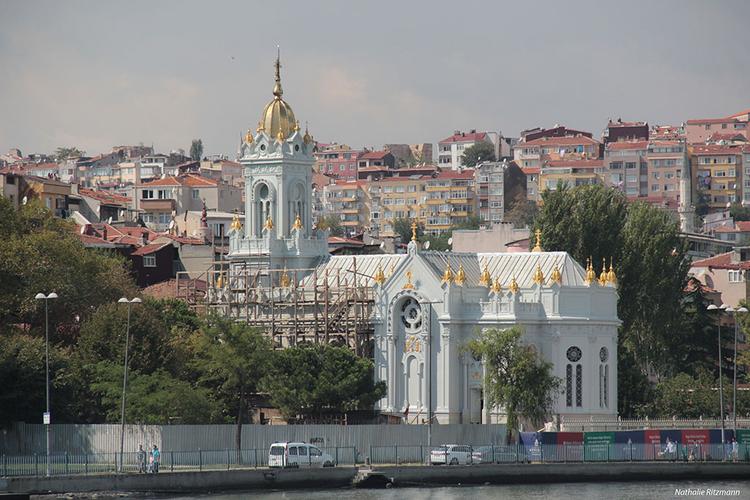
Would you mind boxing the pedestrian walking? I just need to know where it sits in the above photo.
[731,438,738,462]
[137,444,146,473]
[152,445,161,474]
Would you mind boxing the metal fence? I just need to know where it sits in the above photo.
[559,417,750,432]
[0,423,507,456]
[5,442,748,477]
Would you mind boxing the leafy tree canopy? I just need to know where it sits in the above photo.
[262,344,386,420]
[316,215,344,237]
[462,141,496,168]
[189,139,203,161]
[54,147,85,160]
[467,327,561,441]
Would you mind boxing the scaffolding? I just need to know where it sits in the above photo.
[176,256,376,356]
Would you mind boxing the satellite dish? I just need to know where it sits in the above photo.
[423,241,430,250]
[22,196,28,205]
[79,225,86,235]
[107,216,112,224]
[448,237,453,246]
[168,220,175,230]
[379,242,385,249]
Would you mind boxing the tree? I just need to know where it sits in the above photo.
[466,327,561,442]
[191,316,272,457]
[0,198,137,340]
[263,344,386,421]
[54,146,85,160]
[641,371,733,419]
[504,192,537,228]
[316,215,344,237]
[393,217,423,243]
[190,139,203,161]
[461,141,496,168]
[730,203,750,222]
[695,192,709,217]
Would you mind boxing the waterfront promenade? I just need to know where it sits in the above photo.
[3,462,750,495]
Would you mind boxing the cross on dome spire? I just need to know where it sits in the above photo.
[273,45,283,98]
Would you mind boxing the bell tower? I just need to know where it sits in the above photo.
[228,53,328,271]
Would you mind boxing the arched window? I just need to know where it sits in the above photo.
[599,347,609,409]
[575,364,582,407]
[566,365,573,407]
[565,346,582,408]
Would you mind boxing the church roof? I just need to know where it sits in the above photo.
[419,251,587,288]
[301,254,408,287]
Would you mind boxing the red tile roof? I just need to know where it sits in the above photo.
[79,188,131,205]
[521,135,600,147]
[358,165,391,172]
[328,236,365,246]
[521,167,540,175]
[687,117,738,125]
[140,173,218,188]
[607,120,647,128]
[439,132,488,144]
[691,251,750,270]
[360,151,390,160]
[544,159,603,168]
[692,144,743,155]
[435,169,475,179]
[606,141,649,151]
[132,242,172,256]
[728,109,750,119]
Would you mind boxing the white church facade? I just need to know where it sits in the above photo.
[227,56,621,424]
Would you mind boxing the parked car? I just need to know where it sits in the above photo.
[430,444,482,465]
[268,442,335,468]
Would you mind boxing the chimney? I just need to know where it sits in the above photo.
[102,226,108,240]
[142,231,148,246]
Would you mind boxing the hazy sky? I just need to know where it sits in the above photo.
[1,1,748,158]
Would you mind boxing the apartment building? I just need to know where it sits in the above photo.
[137,174,242,231]
[313,144,363,180]
[438,130,499,170]
[520,125,592,143]
[513,135,601,170]
[647,140,689,203]
[368,175,428,238]
[423,170,476,235]
[323,181,369,236]
[744,146,750,205]
[686,109,749,144]
[522,166,541,202]
[358,151,395,169]
[603,141,648,198]
[691,143,743,210]
[474,161,526,224]
[540,158,603,191]
[602,119,648,144]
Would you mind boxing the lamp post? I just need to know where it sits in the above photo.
[118,297,141,473]
[707,303,726,445]
[732,306,748,434]
[35,292,58,477]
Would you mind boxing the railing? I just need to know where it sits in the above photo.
[559,417,750,432]
[0,446,358,478]
[367,443,750,466]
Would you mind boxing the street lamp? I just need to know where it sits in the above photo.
[35,292,58,477]
[707,303,726,445]
[117,297,142,473]
[731,306,748,434]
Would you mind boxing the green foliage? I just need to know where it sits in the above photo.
[54,146,85,160]
[393,217,423,243]
[504,192,537,228]
[0,333,76,425]
[729,203,750,222]
[461,141,496,168]
[466,327,561,440]
[191,316,273,424]
[640,370,736,418]
[0,198,137,339]
[88,362,216,424]
[316,215,344,237]
[189,139,203,161]
[262,344,386,420]
[694,192,709,217]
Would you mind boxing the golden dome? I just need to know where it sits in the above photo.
[260,55,297,141]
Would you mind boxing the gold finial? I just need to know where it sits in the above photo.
[388,263,396,278]
[531,229,543,252]
[264,216,274,231]
[403,270,415,290]
[216,273,225,289]
[455,263,466,286]
[276,130,285,142]
[230,213,242,231]
[303,122,312,144]
[598,257,607,286]
[509,276,520,294]
[373,263,386,286]
[279,267,291,288]
[257,121,265,133]
[532,263,544,285]
[479,263,491,287]
[585,257,596,285]
[490,276,502,294]
[411,220,418,242]
[273,47,283,98]
[292,213,303,231]
[549,264,562,285]
[441,262,454,285]
[294,120,301,132]
[606,257,617,285]
[245,129,254,144]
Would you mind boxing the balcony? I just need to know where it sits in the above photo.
[140,198,175,211]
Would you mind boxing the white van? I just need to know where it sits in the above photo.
[268,442,335,468]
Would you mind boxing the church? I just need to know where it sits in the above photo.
[226,56,621,424]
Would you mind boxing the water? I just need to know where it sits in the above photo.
[162,480,750,500]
